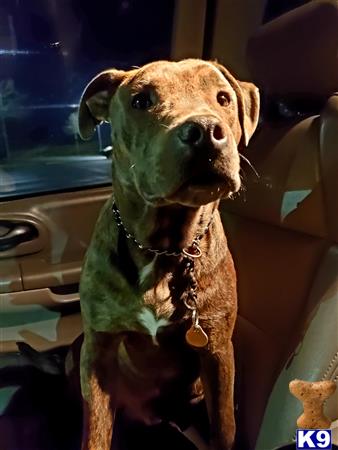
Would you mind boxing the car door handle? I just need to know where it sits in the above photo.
[0,221,38,251]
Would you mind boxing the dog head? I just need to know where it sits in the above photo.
[78,59,259,207]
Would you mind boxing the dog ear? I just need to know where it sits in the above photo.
[211,62,260,147]
[78,69,127,140]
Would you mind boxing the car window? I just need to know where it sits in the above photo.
[0,0,175,199]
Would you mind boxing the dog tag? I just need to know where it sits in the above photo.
[185,324,209,348]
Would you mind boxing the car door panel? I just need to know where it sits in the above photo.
[0,186,110,352]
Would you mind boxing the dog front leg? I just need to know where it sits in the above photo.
[81,371,116,450]
[81,335,119,450]
[200,339,235,450]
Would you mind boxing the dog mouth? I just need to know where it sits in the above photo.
[167,170,237,206]
[185,172,228,191]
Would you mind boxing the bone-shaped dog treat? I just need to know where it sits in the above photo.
[289,379,336,429]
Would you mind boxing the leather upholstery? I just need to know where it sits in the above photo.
[221,3,338,443]
[221,94,338,449]
[247,0,338,96]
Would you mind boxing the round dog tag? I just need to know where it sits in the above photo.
[185,325,209,348]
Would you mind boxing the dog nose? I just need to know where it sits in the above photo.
[177,121,227,147]
[178,122,204,146]
[212,124,226,142]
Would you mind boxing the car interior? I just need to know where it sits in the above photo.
[0,0,337,449]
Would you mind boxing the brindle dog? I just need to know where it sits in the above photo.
[77,59,259,450]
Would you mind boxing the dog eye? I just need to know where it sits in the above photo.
[131,92,153,110]
[217,92,230,107]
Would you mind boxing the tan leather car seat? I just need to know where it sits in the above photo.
[220,2,338,449]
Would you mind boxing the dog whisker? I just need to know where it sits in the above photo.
[239,153,260,179]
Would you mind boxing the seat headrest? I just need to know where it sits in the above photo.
[247,0,338,97]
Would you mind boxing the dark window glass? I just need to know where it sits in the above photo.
[0,0,175,199]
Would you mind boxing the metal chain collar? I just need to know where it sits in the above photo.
[111,200,214,325]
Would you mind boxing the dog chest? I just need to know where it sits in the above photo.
[116,322,201,425]
[143,273,174,311]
